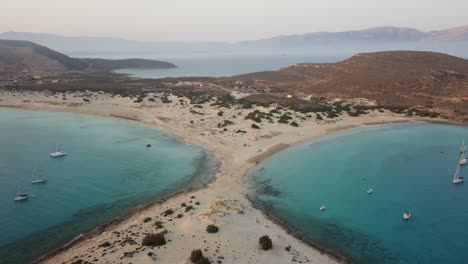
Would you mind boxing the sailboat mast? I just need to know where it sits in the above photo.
[454,163,460,181]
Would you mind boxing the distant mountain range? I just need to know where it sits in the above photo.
[240,25,468,47]
[0,39,176,73]
[1,25,467,57]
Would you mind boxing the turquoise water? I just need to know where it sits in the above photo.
[246,123,468,264]
[0,109,218,264]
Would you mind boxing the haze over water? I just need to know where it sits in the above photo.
[246,123,468,264]
[0,109,218,264]
[71,52,347,78]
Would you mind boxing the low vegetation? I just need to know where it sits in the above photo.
[163,208,174,216]
[259,235,272,250]
[142,232,166,246]
[251,124,260,129]
[190,249,211,264]
[206,224,219,233]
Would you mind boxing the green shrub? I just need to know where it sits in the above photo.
[190,249,211,264]
[142,232,166,246]
[251,124,260,129]
[163,209,174,216]
[206,224,219,233]
[259,235,272,250]
[99,241,111,247]
[278,114,292,124]
[143,217,152,223]
[185,205,194,212]
[190,249,204,263]
[154,220,163,229]
[196,257,210,264]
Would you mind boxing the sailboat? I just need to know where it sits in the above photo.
[50,143,67,158]
[14,185,29,202]
[460,138,466,154]
[460,149,467,166]
[453,162,464,184]
[31,168,47,184]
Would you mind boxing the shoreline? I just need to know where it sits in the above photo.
[240,120,426,264]
[33,153,220,264]
[34,109,410,264]
[1,90,461,264]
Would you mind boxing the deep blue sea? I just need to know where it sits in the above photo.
[246,123,468,264]
[0,109,218,264]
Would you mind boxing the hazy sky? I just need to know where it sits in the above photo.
[2,0,467,42]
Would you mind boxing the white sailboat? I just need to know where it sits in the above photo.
[460,138,466,154]
[453,162,464,184]
[319,204,326,211]
[14,185,29,202]
[460,149,467,166]
[50,143,67,158]
[31,168,47,184]
[367,188,374,194]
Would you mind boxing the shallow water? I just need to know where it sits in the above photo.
[0,109,218,264]
[246,123,468,264]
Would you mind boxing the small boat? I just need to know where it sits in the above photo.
[32,177,48,184]
[50,144,67,158]
[320,205,326,211]
[146,144,152,148]
[460,150,467,166]
[403,211,411,220]
[31,168,47,184]
[453,161,464,184]
[14,185,29,202]
[14,193,29,201]
[460,138,466,154]
[367,188,374,194]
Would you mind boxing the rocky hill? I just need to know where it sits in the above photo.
[232,51,468,116]
[0,39,176,74]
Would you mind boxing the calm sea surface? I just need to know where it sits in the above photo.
[0,109,218,264]
[246,123,468,264]
[71,52,347,78]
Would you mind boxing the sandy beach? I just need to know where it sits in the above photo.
[0,89,421,264]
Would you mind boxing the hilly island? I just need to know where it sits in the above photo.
[0,37,467,264]
[0,39,176,74]
[3,40,465,123]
